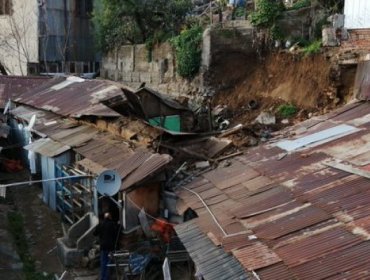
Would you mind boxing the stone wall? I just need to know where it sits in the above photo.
[100,20,255,98]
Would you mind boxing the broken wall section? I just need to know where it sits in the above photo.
[100,20,255,98]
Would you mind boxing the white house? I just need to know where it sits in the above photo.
[0,0,97,76]
[0,0,39,75]
[344,0,370,29]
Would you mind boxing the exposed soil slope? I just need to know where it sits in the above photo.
[211,50,355,124]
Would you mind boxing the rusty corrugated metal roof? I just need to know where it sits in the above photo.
[13,104,172,191]
[232,241,282,271]
[0,75,51,107]
[24,138,70,157]
[175,101,370,279]
[175,220,248,280]
[12,76,122,118]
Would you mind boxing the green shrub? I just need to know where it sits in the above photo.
[303,40,322,56]
[8,211,53,280]
[278,104,297,118]
[250,0,283,29]
[234,7,246,18]
[171,24,203,79]
[290,0,311,10]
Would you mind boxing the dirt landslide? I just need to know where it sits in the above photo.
[211,50,355,125]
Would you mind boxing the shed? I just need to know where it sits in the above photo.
[124,87,195,132]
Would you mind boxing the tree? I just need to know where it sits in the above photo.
[94,0,193,52]
[0,1,38,75]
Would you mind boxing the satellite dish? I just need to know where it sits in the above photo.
[26,114,36,131]
[96,170,121,196]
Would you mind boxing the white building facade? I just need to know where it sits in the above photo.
[344,0,370,29]
[0,0,39,75]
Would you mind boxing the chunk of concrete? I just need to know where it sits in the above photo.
[255,112,276,125]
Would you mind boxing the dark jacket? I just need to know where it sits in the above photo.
[94,218,119,251]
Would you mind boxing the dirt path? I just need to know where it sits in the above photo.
[12,183,65,275]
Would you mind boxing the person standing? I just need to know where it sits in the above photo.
[94,212,119,280]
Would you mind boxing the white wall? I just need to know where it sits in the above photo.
[344,0,370,29]
[0,0,39,75]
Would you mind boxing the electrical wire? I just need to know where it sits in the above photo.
[0,175,92,188]
[181,186,227,236]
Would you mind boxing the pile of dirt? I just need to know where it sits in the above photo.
[210,50,355,125]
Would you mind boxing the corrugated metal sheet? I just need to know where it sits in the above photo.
[256,262,297,280]
[344,0,370,29]
[74,137,172,190]
[24,138,70,158]
[291,241,370,280]
[232,241,282,271]
[175,101,370,279]
[274,227,363,267]
[0,76,51,107]
[13,77,122,118]
[354,60,370,100]
[175,220,248,280]
[76,158,107,175]
[253,206,330,240]
[122,153,172,190]
[276,124,359,152]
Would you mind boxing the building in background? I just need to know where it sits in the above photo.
[0,0,98,76]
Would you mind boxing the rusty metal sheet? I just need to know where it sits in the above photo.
[253,152,329,182]
[253,206,331,240]
[323,261,370,280]
[223,183,251,201]
[274,227,363,267]
[242,175,273,193]
[222,233,255,252]
[305,176,370,214]
[75,158,107,175]
[14,77,121,118]
[232,241,282,271]
[0,75,51,107]
[24,138,70,158]
[256,262,297,280]
[203,164,260,190]
[241,200,305,230]
[291,167,349,196]
[122,153,172,190]
[175,220,248,280]
[50,125,97,147]
[354,61,370,100]
[232,186,294,219]
[291,241,370,280]
[180,137,233,159]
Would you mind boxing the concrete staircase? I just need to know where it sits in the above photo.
[57,212,98,267]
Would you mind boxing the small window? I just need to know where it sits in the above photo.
[0,0,13,15]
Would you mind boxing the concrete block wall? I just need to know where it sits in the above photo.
[101,22,255,97]
[101,43,177,92]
